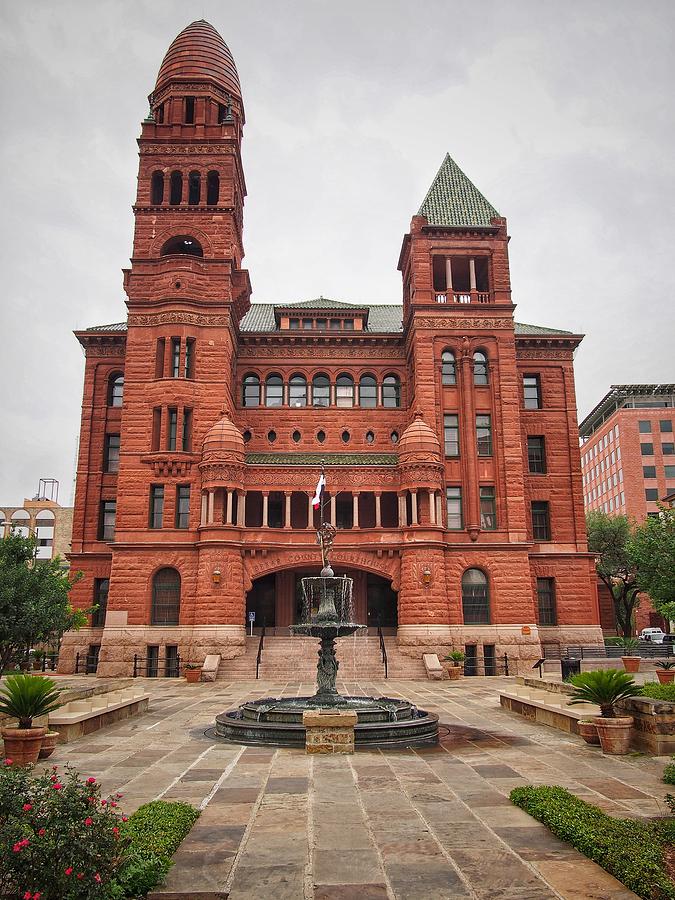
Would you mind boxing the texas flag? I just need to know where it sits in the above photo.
[312,473,326,509]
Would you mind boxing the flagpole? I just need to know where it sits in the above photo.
[319,458,325,527]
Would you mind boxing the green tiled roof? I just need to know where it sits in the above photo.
[240,302,403,333]
[514,322,574,336]
[84,322,127,332]
[276,297,364,310]
[418,154,499,227]
[245,453,398,466]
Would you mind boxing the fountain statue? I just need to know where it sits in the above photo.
[214,478,438,748]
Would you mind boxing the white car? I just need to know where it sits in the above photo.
[640,628,666,643]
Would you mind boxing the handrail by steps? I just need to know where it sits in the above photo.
[255,624,266,680]
[377,625,388,679]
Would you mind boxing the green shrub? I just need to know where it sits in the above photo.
[510,785,675,900]
[112,799,199,898]
[568,668,641,717]
[641,682,675,701]
[664,760,675,786]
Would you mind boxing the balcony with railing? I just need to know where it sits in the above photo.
[432,255,492,305]
[434,290,492,305]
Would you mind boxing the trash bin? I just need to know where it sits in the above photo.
[561,658,581,680]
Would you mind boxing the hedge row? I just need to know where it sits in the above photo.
[664,761,675,786]
[111,800,200,898]
[510,785,675,900]
[641,682,675,702]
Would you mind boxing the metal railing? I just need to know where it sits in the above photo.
[377,625,388,679]
[75,652,99,675]
[543,644,675,660]
[255,625,266,679]
[464,653,509,677]
[132,654,180,678]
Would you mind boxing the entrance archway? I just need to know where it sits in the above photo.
[366,573,398,631]
[245,573,276,629]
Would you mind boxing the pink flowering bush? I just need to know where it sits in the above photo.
[0,762,124,899]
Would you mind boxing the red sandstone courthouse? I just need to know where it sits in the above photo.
[62,21,603,678]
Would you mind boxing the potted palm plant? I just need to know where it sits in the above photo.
[443,650,465,680]
[607,636,641,673]
[568,669,641,754]
[183,663,202,683]
[655,660,675,684]
[0,674,63,766]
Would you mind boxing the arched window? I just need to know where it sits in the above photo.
[169,171,183,205]
[160,236,204,258]
[242,374,260,407]
[108,372,124,407]
[265,373,284,407]
[382,374,401,408]
[312,373,330,407]
[359,373,377,408]
[441,350,456,386]
[151,171,164,205]
[188,171,201,205]
[289,374,307,407]
[336,373,354,408]
[462,568,489,624]
[473,351,488,386]
[206,171,219,205]
[151,567,180,625]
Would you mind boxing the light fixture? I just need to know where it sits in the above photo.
[422,568,431,585]
[212,567,221,585]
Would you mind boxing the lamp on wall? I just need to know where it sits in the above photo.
[422,568,432,586]
[212,567,222,585]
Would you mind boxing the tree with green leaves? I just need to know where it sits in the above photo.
[0,532,86,671]
[586,511,640,637]
[629,505,675,623]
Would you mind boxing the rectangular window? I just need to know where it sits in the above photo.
[182,408,193,452]
[523,374,541,410]
[531,501,551,541]
[476,414,492,456]
[171,338,181,378]
[645,488,659,501]
[167,408,178,450]
[302,318,313,330]
[643,466,657,478]
[185,96,195,124]
[661,420,673,433]
[329,319,341,331]
[91,578,109,628]
[444,414,460,457]
[104,433,120,473]
[149,485,164,529]
[537,577,557,625]
[175,485,190,529]
[155,338,165,378]
[663,443,675,455]
[446,487,463,529]
[665,466,675,479]
[98,501,116,541]
[289,318,300,329]
[184,338,195,379]
[479,486,496,530]
[639,420,652,433]
[316,318,327,330]
[343,319,354,330]
[151,407,162,451]
[641,443,654,456]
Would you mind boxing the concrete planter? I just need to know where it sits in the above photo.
[577,720,600,745]
[445,665,462,680]
[621,656,641,673]
[38,731,60,759]
[1,726,48,766]
[656,670,675,684]
[184,668,201,683]
[593,716,633,754]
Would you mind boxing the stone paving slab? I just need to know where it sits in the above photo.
[39,676,654,899]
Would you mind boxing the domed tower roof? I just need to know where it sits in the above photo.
[155,20,242,99]
[398,411,441,462]
[202,414,245,462]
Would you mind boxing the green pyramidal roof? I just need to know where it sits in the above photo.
[418,154,499,227]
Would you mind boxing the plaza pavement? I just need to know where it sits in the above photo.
[44,676,668,899]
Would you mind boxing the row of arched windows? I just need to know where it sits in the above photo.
[242,372,401,408]
[146,566,488,627]
[442,350,489,386]
[150,170,220,206]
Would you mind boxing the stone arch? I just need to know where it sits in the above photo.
[243,550,400,594]
[149,225,213,258]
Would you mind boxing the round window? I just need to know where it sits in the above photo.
[391,431,399,444]
[243,429,252,443]
[365,431,375,444]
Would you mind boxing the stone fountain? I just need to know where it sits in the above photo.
[215,522,438,748]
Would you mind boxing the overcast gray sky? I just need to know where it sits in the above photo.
[0,0,673,506]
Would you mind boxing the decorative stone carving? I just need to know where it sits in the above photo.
[129,312,231,327]
[515,349,573,360]
[141,144,235,155]
[237,345,405,359]
[84,344,126,357]
[413,317,512,330]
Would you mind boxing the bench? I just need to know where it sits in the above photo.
[49,686,150,742]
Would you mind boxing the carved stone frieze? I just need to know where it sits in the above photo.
[243,468,400,488]
[84,343,126,357]
[515,349,573,360]
[237,345,405,359]
[243,548,400,590]
[129,312,230,327]
[413,317,512,330]
[199,463,244,486]
[141,144,235,155]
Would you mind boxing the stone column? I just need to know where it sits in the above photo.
[445,257,453,296]
[207,490,215,524]
[200,492,207,526]
[307,493,314,529]
[411,491,418,526]
[262,492,269,528]
[330,494,336,527]
[469,258,477,291]
[284,492,292,529]
[375,493,382,528]
[237,491,245,526]
[225,489,233,525]
[436,493,443,527]
[353,493,359,529]
[398,493,407,527]
[429,490,436,525]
